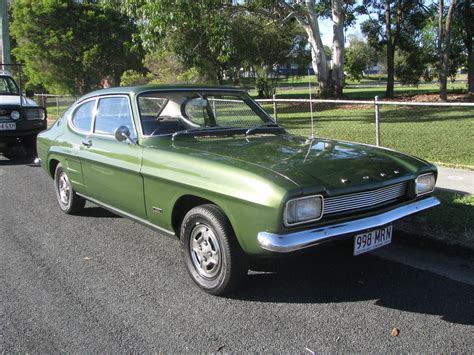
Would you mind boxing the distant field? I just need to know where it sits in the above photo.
[254,82,468,100]
[238,74,469,99]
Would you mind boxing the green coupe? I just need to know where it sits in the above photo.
[37,86,439,295]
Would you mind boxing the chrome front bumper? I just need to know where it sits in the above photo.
[257,196,440,253]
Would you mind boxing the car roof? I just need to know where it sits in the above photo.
[81,85,247,101]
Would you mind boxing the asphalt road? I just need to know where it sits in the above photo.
[1,154,473,353]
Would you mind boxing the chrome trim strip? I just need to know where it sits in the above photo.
[76,193,175,237]
[258,196,440,253]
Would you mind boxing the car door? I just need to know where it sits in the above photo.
[80,95,146,219]
[64,98,98,194]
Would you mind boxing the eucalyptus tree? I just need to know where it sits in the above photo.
[452,0,473,93]
[361,0,428,98]
[438,0,458,101]
[242,0,360,98]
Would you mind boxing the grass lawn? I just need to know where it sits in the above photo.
[396,190,474,251]
[263,82,468,100]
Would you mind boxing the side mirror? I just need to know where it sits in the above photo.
[115,126,134,143]
[25,89,34,98]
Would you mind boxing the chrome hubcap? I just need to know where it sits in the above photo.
[190,224,220,278]
[58,172,71,205]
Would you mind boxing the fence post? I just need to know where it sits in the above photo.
[374,95,380,146]
[272,94,278,123]
[56,96,60,118]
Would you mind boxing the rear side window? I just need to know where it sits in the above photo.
[71,100,96,133]
[94,97,136,137]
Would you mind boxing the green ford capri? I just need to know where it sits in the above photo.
[37,86,439,295]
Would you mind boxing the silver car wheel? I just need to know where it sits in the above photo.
[190,223,221,279]
[58,171,71,205]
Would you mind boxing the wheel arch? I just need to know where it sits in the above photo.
[171,194,237,241]
[49,158,61,178]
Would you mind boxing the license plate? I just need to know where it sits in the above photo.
[353,225,392,255]
[0,122,16,131]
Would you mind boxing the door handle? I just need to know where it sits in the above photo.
[81,139,92,147]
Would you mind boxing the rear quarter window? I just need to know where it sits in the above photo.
[71,100,96,133]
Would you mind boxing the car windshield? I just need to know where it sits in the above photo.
[137,91,273,136]
[0,76,20,95]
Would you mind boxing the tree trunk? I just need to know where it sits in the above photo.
[385,0,394,98]
[465,0,474,93]
[439,0,457,101]
[438,0,447,101]
[303,0,330,97]
[331,0,345,98]
[468,38,474,93]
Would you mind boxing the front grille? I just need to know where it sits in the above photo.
[323,181,408,215]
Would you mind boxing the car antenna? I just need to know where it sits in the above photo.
[307,68,316,141]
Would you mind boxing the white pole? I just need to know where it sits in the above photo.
[308,69,315,139]
[375,96,380,146]
[0,0,11,68]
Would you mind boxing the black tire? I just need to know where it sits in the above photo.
[180,204,248,295]
[54,163,85,214]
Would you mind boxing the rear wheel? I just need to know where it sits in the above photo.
[180,204,248,295]
[54,163,85,214]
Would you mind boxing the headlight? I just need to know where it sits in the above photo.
[25,108,46,120]
[285,195,324,226]
[415,173,435,196]
[10,110,20,120]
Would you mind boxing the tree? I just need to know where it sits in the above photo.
[110,0,234,84]
[11,0,143,94]
[331,0,345,97]
[454,0,473,93]
[241,0,360,98]
[120,50,205,86]
[438,0,458,101]
[394,49,425,85]
[345,35,380,81]
[362,0,428,98]
[230,13,299,97]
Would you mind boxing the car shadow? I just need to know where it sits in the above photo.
[79,206,122,219]
[0,153,38,166]
[232,247,474,326]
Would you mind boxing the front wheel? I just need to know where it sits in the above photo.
[54,163,85,214]
[180,204,248,295]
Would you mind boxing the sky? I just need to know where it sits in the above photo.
[319,15,369,47]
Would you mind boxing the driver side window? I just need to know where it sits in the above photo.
[94,97,136,138]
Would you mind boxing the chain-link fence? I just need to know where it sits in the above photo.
[33,94,78,122]
[256,98,474,168]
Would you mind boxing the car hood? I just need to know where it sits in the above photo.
[171,134,434,195]
[0,95,38,107]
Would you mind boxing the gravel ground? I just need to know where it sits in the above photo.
[1,155,473,352]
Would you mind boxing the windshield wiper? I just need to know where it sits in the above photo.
[245,123,285,137]
[172,126,246,141]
